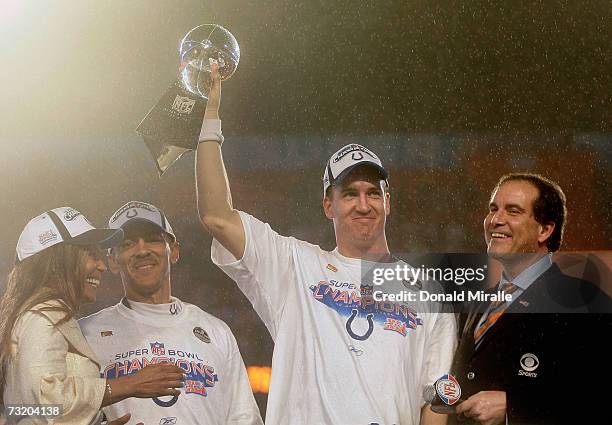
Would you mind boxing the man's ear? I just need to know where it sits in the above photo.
[107,252,120,274]
[323,195,334,219]
[538,222,555,245]
[385,191,391,216]
[170,241,180,264]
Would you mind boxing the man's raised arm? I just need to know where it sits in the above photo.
[195,63,245,259]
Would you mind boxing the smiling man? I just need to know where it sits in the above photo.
[79,201,262,425]
[484,177,557,278]
[451,173,611,425]
[195,65,456,425]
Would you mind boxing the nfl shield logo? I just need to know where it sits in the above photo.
[171,95,196,114]
[435,374,462,406]
[150,341,165,356]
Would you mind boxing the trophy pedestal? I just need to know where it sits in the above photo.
[136,79,205,175]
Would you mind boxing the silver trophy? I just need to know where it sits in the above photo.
[136,24,240,175]
[180,24,240,99]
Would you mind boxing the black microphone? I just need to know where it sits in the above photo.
[423,374,464,414]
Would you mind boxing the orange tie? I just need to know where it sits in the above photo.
[474,282,518,345]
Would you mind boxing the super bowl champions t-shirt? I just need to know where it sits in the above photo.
[79,297,262,425]
[211,211,457,425]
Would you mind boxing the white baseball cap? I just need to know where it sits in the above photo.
[323,143,388,195]
[108,201,175,240]
[16,207,124,262]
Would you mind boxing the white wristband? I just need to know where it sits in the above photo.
[198,119,224,145]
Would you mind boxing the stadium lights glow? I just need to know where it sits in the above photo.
[247,365,271,394]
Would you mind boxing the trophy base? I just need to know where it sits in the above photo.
[136,78,206,176]
[143,139,192,175]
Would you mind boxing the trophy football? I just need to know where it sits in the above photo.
[136,24,240,175]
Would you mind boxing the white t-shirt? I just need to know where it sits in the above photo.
[79,297,262,425]
[211,212,457,425]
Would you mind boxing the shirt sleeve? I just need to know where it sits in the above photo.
[11,311,106,424]
[222,331,264,425]
[420,312,458,397]
[211,211,296,339]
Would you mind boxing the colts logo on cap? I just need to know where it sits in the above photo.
[333,144,376,163]
[111,201,157,223]
[435,374,462,406]
[126,209,138,219]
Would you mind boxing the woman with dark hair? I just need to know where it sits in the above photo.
[0,207,184,425]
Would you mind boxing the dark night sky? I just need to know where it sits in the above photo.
[1,1,610,140]
[1,0,610,271]
[1,0,610,274]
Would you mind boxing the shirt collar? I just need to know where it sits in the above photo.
[332,248,397,269]
[120,296,184,317]
[500,253,552,291]
[332,248,363,268]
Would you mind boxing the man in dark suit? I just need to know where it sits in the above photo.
[451,173,611,425]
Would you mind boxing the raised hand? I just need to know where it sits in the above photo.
[204,61,222,119]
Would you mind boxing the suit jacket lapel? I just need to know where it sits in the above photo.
[32,301,101,368]
[460,300,486,361]
[473,267,557,353]
[504,264,559,314]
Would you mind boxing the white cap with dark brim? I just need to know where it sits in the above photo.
[323,143,388,195]
[108,201,175,240]
[16,207,124,262]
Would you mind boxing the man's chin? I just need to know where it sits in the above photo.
[355,231,375,243]
[488,250,537,266]
[127,280,163,294]
[487,248,512,261]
